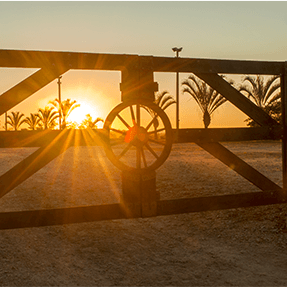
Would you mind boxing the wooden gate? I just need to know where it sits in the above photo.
[0,49,286,229]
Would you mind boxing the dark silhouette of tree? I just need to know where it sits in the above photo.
[7,111,26,131]
[145,91,176,139]
[79,114,103,129]
[182,75,229,128]
[154,91,176,111]
[239,75,281,127]
[37,107,59,130]
[264,101,281,124]
[24,113,40,130]
[50,98,80,129]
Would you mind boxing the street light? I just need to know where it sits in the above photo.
[57,76,62,130]
[172,47,183,57]
[172,47,183,141]
[5,112,7,131]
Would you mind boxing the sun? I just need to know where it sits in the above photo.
[67,101,101,127]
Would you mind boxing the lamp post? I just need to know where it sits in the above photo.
[57,76,62,130]
[5,112,7,131]
[172,47,182,141]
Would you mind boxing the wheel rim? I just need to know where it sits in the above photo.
[103,100,173,172]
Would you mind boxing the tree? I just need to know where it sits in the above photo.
[146,91,176,138]
[7,111,26,131]
[24,113,41,130]
[154,90,176,111]
[37,107,59,130]
[79,114,103,129]
[239,75,281,127]
[182,74,229,128]
[50,98,80,129]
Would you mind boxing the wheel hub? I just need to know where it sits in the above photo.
[125,125,148,147]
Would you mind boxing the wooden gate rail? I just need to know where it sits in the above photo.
[0,49,284,74]
[0,191,285,230]
[0,126,282,148]
[0,129,105,148]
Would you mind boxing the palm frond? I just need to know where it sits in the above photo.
[209,95,227,115]
[182,86,204,113]
[182,74,230,128]
[7,111,26,130]
[262,75,280,98]
[263,83,281,106]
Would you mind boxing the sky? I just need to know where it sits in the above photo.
[0,1,286,129]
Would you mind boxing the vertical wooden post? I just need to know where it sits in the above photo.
[120,56,157,103]
[121,171,158,218]
[119,56,159,217]
[281,62,287,194]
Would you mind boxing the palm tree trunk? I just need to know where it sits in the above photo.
[203,111,211,129]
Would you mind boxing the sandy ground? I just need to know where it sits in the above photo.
[0,141,287,286]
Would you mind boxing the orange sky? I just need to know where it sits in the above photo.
[1,1,286,130]
[0,68,248,130]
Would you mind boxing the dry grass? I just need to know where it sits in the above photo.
[0,141,286,286]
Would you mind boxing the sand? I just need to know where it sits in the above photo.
[0,141,286,286]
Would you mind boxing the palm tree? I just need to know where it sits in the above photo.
[146,91,176,138]
[79,114,103,129]
[24,113,41,130]
[7,111,26,131]
[239,75,281,127]
[50,98,80,129]
[37,107,59,130]
[182,74,230,128]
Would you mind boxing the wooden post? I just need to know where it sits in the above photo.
[120,56,157,103]
[121,170,158,218]
[281,62,287,195]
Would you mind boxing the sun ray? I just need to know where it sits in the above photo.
[67,101,101,128]
[80,128,123,205]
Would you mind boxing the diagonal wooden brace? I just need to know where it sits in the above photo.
[0,130,73,199]
[196,141,283,194]
[193,73,279,127]
[0,66,69,115]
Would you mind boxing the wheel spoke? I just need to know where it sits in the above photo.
[145,114,159,131]
[117,114,130,129]
[144,142,159,159]
[117,142,133,159]
[130,105,135,123]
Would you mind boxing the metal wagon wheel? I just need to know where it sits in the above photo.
[103,99,173,172]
